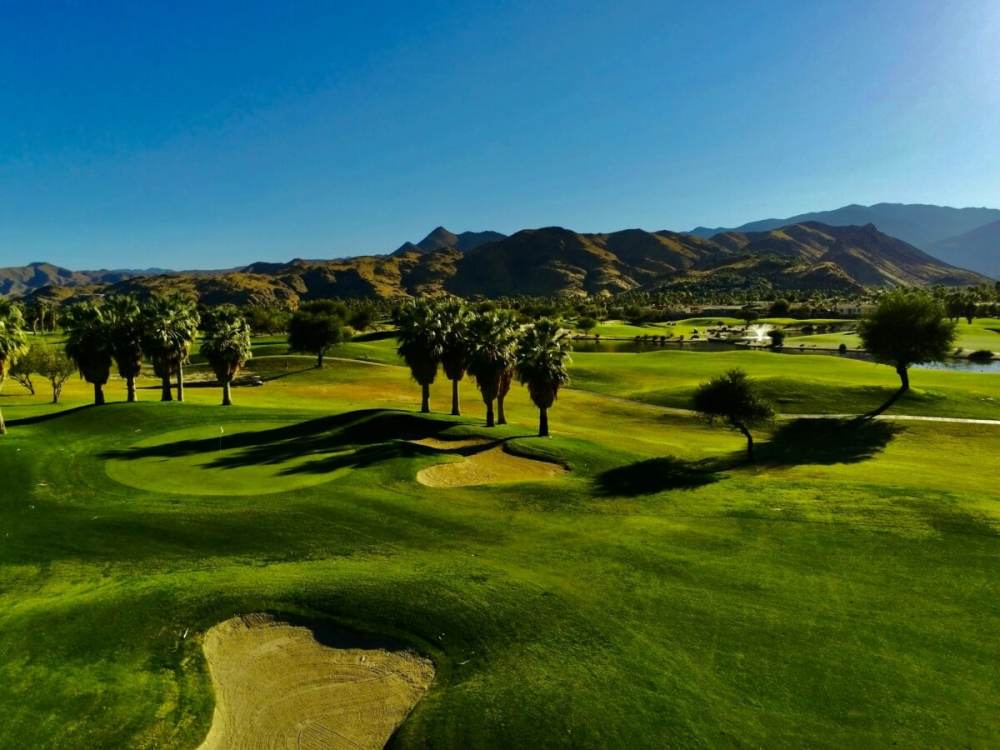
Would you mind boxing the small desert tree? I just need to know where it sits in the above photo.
[10,343,44,395]
[467,310,521,427]
[288,300,348,368]
[39,347,76,404]
[201,310,253,406]
[394,299,445,413]
[693,369,774,461]
[439,300,473,416]
[767,329,786,349]
[63,302,114,406]
[0,302,29,435]
[515,319,572,437]
[857,290,956,417]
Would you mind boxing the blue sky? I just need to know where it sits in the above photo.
[1,0,998,269]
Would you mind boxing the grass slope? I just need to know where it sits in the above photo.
[1,343,999,748]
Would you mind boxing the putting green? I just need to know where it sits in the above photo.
[106,420,353,496]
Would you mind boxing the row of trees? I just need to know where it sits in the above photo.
[0,295,255,433]
[394,300,572,437]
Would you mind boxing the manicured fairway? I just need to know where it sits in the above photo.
[1,343,999,748]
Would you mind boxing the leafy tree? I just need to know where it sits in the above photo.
[348,305,376,332]
[39,347,76,404]
[439,300,473,416]
[288,300,348,368]
[395,299,445,413]
[467,310,521,427]
[105,295,145,402]
[515,320,572,437]
[857,291,956,417]
[577,315,598,334]
[63,302,114,406]
[768,299,791,317]
[692,369,774,461]
[739,305,760,324]
[767,329,786,348]
[0,301,28,435]
[143,295,200,401]
[201,309,253,406]
[10,343,46,394]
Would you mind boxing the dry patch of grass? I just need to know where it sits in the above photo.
[416,443,567,488]
[197,614,434,750]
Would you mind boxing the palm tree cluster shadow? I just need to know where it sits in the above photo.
[757,417,902,466]
[100,409,480,477]
[595,456,727,497]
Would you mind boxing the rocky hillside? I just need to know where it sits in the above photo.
[690,202,1000,277]
[3,222,990,306]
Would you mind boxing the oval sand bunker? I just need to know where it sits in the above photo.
[197,614,434,750]
[415,441,567,488]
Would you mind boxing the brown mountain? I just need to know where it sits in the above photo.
[929,219,1000,279]
[392,226,507,255]
[0,262,156,296]
[3,222,989,306]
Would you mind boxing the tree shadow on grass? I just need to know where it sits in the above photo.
[100,409,469,476]
[758,418,902,466]
[595,456,726,497]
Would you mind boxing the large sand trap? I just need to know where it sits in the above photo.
[416,444,567,488]
[197,614,434,750]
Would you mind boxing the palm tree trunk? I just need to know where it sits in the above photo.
[222,380,232,406]
[486,400,495,427]
[451,378,460,416]
[538,406,549,437]
[866,365,909,418]
[94,382,105,406]
[176,361,184,402]
[497,393,507,425]
[421,383,430,413]
[0,407,6,435]
[161,372,172,401]
[126,376,136,403]
[317,351,324,369]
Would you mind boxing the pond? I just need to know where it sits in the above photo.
[569,338,1000,372]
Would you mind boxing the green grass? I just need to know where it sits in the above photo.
[1,342,999,748]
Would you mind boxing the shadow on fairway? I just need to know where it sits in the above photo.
[8,403,96,426]
[758,418,901,466]
[595,456,725,497]
[100,409,466,476]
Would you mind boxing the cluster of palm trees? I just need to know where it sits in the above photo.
[394,300,572,437]
[0,294,254,427]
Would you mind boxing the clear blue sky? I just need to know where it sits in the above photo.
[2,0,998,269]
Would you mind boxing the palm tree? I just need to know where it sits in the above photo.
[515,320,572,437]
[143,295,200,402]
[395,299,446,413]
[497,366,515,425]
[467,310,521,427]
[439,300,473,416]
[0,302,29,435]
[201,311,253,406]
[63,302,113,406]
[104,295,144,402]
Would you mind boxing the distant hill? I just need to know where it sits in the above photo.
[0,262,155,297]
[928,219,1000,279]
[690,203,1000,276]
[392,226,507,255]
[3,222,989,306]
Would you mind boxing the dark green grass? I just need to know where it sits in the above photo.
[1,349,999,748]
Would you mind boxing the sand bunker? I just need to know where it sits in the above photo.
[416,444,567,488]
[197,614,434,750]
[409,436,492,451]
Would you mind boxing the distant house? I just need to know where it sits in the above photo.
[834,302,874,317]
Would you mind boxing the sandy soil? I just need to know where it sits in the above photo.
[416,444,567,488]
[409,437,493,450]
[197,614,434,750]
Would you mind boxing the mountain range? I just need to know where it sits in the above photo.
[3,219,990,307]
[691,203,1000,277]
